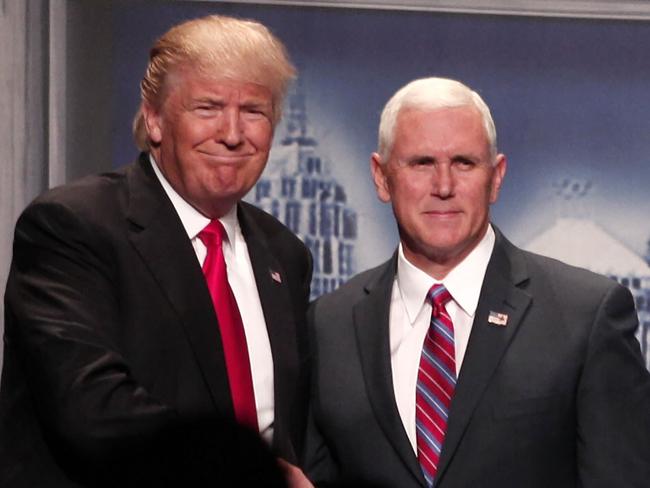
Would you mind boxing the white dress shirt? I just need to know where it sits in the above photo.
[390,225,495,452]
[150,157,275,444]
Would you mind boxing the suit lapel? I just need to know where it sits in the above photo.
[238,203,300,459]
[354,255,427,487]
[435,230,532,483]
[125,155,232,415]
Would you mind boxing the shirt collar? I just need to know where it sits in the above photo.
[149,154,239,249]
[396,224,495,324]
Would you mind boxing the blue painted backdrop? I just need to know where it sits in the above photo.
[110,2,650,366]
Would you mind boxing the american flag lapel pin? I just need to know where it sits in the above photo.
[488,311,508,326]
[270,269,282,284]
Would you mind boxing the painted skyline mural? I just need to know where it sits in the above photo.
[109,2,650,369]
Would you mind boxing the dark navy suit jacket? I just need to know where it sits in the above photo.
[1,153,312,486]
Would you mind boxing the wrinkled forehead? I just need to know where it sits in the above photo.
[387,106,493,165]
[158,62,275,104]
[395,105,489,143]
[398,103,483,125]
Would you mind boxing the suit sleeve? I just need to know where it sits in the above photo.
[303,300,340,486]
[576,283,650,486]
[304,406,340,487]
[4,201,182,476]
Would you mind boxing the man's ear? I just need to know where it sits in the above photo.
[141,102,163,145]
[371,153,391,203]
[489,153,507,204]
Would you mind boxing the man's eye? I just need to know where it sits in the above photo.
[400,158,434,172]
[194,105,219,116]
[243,108,270,118]
[454,158,476,169]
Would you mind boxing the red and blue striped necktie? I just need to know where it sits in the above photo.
[416,284,456,487]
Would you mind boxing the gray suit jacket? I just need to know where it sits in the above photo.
[305,228,650,488]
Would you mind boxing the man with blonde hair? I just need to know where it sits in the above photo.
[305,77,650,487]
[1,15,313,486]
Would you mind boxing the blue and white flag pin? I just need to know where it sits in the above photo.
[488,311,508,326]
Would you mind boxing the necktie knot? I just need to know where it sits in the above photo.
[198,220,225,249]
[428,284,452,318]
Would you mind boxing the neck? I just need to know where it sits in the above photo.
[400,226,489,280]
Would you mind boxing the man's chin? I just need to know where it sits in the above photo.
[190,190,243,218]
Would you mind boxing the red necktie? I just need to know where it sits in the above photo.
[198,220,258,431]
[416,284,456,487]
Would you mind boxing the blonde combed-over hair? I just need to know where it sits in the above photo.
[132,15,295,150]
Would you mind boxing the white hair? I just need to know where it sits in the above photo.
[377,77,497,162]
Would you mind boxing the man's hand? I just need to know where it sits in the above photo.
[277,458,314,488]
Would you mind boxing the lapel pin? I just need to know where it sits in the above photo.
[488,311,508,326]
[270,270,282,284]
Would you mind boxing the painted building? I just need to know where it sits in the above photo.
[249,87,357,300]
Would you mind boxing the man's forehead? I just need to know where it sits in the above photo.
[398,104,480,123]
[165,68,273,100]
[392,105,490,156]
[399,105,485,133]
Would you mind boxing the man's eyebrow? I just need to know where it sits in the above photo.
[405,155,436,164]
[451,153,481,162]
[241,99,272,108]
[190,96,224,105]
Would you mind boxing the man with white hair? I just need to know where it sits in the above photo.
[305,77,650,487]
[1,15,313,486]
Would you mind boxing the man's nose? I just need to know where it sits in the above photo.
[431,164,454,198]
[218,108,244,148]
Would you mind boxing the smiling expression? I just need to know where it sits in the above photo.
[371,105,506,278]
[144,69,275,218]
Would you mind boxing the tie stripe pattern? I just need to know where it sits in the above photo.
[416,284,456,487]
[199,220,259,431]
